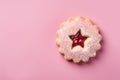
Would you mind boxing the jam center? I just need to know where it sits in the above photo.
[69,30,88,48]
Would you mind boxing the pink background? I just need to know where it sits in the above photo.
[0,0,120,80]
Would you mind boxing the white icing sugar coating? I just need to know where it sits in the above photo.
[56,17,102,63]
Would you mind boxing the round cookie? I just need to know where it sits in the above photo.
[56,17,102,63]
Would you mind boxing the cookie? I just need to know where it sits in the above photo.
[56,17,102,63]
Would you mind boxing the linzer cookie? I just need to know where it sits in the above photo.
[56,17,102,63]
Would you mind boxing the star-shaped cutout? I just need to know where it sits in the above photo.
[69,30,88,48]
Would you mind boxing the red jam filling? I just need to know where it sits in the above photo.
[69,30,88,48]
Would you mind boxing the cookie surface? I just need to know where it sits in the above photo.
[56,17,102,63]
